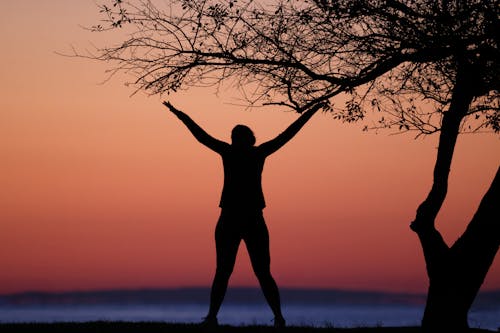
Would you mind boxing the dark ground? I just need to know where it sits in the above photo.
[0,322,496,333]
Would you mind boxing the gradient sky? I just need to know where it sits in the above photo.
[1,1,499,295]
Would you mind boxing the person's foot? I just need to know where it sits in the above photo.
[273,316,286,328]
[200,316,218,328]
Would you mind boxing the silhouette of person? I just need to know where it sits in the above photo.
[163,101,320,328]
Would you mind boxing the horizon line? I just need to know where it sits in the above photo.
[2,285,500,297]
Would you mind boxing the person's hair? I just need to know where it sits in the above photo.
[231,125,256,146]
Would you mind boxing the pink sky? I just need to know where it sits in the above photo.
[0,1,499,294]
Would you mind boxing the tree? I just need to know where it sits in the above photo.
[82,0,499,329]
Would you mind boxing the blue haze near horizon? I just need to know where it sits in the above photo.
[0,288,498,330]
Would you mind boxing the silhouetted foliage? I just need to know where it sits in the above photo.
[82,0,499,330]
[85,0,498,133]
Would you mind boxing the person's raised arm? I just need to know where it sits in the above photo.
[163,101,227,154]
[258,104,321,156]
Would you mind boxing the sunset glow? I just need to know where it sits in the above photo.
[1,1,499,295]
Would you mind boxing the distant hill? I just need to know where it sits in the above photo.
[1,288,498,310]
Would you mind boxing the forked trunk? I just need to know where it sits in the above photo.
[421,167,500,331]
[412,63,499,331]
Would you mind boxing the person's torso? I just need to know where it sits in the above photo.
[219,147,266,209]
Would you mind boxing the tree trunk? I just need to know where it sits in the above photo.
[421,167,500,331]
[411,62,499,331]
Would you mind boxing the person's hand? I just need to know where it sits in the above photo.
[162,101,178,113]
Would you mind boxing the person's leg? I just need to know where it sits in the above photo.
[206,212,241,321]
[244,212,285,326]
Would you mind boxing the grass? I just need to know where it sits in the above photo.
[0,322,496,333]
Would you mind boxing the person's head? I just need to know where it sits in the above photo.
[231,124,256,147]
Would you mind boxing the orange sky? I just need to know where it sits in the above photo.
[0,1,499,295]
